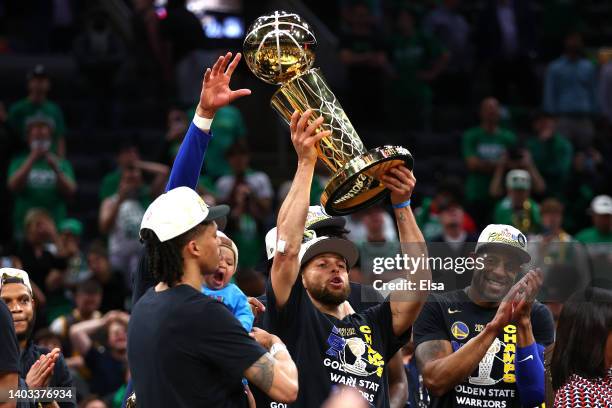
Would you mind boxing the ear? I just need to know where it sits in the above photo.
[301,272,308,290]
[185,239,200,258]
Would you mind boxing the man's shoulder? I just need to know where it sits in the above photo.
[463,126,483,139]
[7,98,30,114]
[427,289,467,307]
[575,227,596,242]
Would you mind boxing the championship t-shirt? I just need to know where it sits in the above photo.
[413,289,555,408]
[261,279,410,408]
[128,285,267,408]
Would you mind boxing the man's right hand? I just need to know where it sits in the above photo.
[250,327,281,350]
[289,110,330,165]
[26,348,60,388]
[196,52,251,119]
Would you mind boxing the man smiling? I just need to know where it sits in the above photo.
[413,224,555,408]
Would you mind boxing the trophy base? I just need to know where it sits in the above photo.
[321,146,414,216]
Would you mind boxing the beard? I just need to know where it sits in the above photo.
[17,315,36,344]
[309,283,351,306]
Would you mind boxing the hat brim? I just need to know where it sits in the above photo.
[476,242,531,264]
[308,216,346,231]
[300,237,360,269]
[204,205,230,231]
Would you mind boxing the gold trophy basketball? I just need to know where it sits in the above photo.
[244,11,413,215]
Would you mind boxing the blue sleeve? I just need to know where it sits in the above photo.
[165,122,213,192]
[515,342,545,407]
[232,285,254,332]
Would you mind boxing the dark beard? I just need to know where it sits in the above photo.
[17,315,36,344]
[309,284,351,306]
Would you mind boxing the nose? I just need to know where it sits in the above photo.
[9,301,22,314]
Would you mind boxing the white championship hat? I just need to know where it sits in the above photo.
[0,268,33,295]
[475,224,531,264]
[140,186,229,242]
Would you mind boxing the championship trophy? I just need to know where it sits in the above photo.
[244,11,413,215]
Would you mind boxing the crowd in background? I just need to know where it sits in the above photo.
[0,0,611,407]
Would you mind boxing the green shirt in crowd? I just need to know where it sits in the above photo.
[7,98,66,151]
[388,31,445,108]
[493,197,541,234]
[575,227,612,244]
[8,154,75,235]
[463,126,517,202]
[526,133,573,198]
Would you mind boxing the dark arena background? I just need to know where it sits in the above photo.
[0,1,611,408]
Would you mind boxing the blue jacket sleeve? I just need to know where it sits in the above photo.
[515,342,545,407]
[231,285,254,332]
[165,122,213,192]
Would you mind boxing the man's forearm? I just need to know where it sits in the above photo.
[165,123,212,192]
[517,319,535,347]
[419,328,499,396]
[275,161,315,255]
[7,157,36,191]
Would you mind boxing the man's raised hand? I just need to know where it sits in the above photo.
[197,52,252,119]
[290,110,330,165]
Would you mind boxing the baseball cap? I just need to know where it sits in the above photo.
[590,195,612,215]
[298,235,359,268]
[59,218,83,236]
[140,187,229,242]
[265,206,346,260]
[506,169,531,190]
[25,113,56,131]
[27,64,48,80]
[0,268,33,295]
[475,224,531,264]
[306,205,346,230]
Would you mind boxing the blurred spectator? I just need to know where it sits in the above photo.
[79,396,109,408]
[127,0,171,97]
[402,341,430,408]
[423,0,472,104]
[7,114,76,239]
[349,205,400,285]
[160,0,210,105]
[551,287,612,405]
[99,161,166,284]
[429,198,478,290]
[216,141,273,268]
[50,279,103,359]
[13,209,70,319]
[73,9,126,129]
[0,101,15,245]
[415,177,477,240]
[540,0,584,61]
[339,2,389,128]
[86,242,129,313]
[575,195,612,244]
[0,268,74,407]
[203,106,248,181]
[462,97,517,225]
[387,7,449,129]
[7,64,67,157]
[492,169,541,233]
[59,218,89,286]
[543,31,597,149]
[70,311,129,400]
[529,198,572,243]
[525,112,573,198]
[99,139,168,202]
[490,146,546,199]
[159,106,189,166]
[599,57,612,126]
[475,0,538,105]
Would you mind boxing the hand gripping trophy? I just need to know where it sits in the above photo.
[244,11,414,215]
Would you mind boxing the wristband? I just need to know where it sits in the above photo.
[269,342,288,357]
[192,114,214,132]
[392,199,411,209]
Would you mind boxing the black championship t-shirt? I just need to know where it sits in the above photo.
[128,285,267,408]
[413,289,555,408]
[260,279,409,408]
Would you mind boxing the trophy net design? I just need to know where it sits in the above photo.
[244,11,413,215]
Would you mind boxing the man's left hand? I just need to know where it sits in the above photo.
[381,166,416,205]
